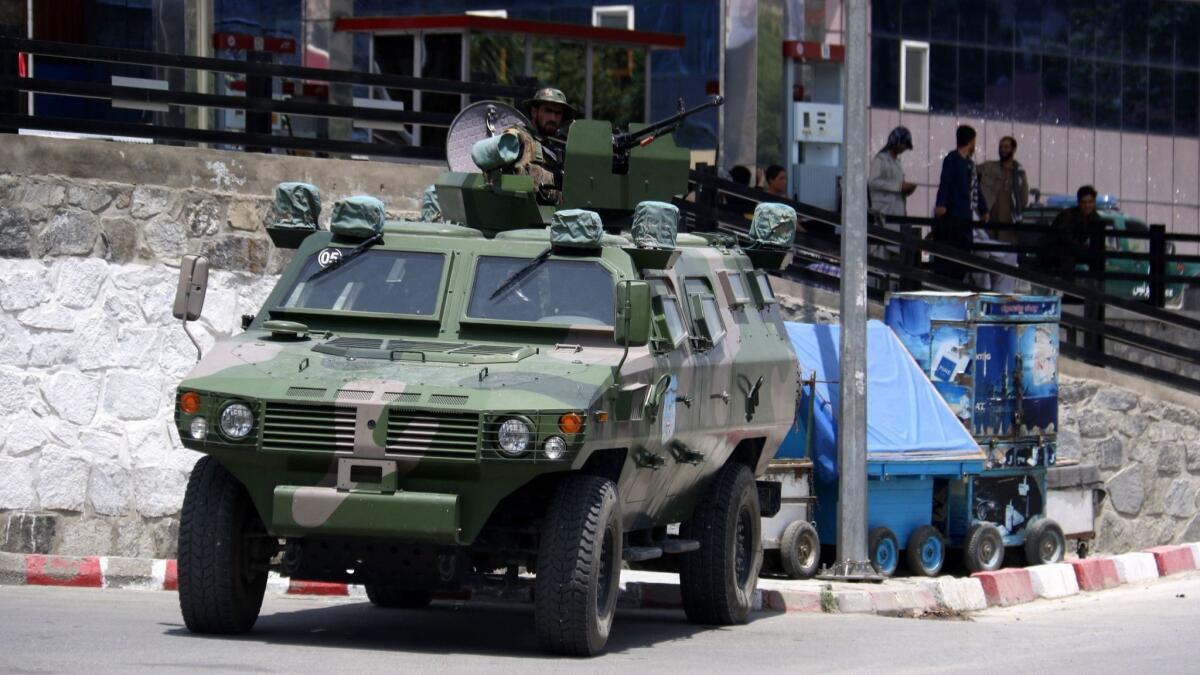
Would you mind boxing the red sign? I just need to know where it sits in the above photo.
[782,40,845,62]
[212,32,296,54]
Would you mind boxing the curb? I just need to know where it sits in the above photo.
[3,543,1199,618]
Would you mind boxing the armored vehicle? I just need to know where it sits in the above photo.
[171,97,799,656]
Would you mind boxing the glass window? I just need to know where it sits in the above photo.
[593,45,646,128]
[930,44,958,113]
[871,38,901,109]
[872,0,901,36]
[1041,0,1070,55]
[1122,65,1148,132]
[1094,62,1122,129]
[719,270,752,306]
[985,49,1014,117]
[901,0,930,39]
[1042,56,1070,124]
[930,0,959,42]
[958,0,986,45]
[986,0,1015,48]
[901,40,931,111]
[684,278,725,346]
[1147,0,1176,66]
[1069,58,1095,127]
[1014,0,1043,52]
[1094,0,1122,56]
[1069,0,1095,57]
[1122,0,1148,64]
[279,251,445,316]
[958,47,987,115]
[647,278,686,348]
[1177,3,1200,70]
[1175,71,1199,137]
[1148,67,1174,134]
[1013,52,1042,120]
[466,257,614,326]
[753,272,777,304]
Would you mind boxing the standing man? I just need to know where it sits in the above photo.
[979,136,1029,243]
[511,87,575,204]
[933,125,989,281]
[868,126,916,217]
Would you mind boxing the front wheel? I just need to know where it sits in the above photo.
[680,462,762,625]
[779,520,820,579]
[867,527,899,577]
[178,456,270,634]
[905,525,946,577]
[533,474,622,657]
[964,522,1006,573]
[1023,518,1065,566]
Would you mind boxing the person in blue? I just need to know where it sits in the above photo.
[933,125,989,280]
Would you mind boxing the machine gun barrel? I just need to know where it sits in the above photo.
[613,95,724,153]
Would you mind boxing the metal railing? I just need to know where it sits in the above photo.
[678,167,1200,394]
[0,28,534,160]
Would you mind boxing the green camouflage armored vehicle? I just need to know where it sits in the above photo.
[172,97,799,656]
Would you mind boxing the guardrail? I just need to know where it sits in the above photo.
[0,27,534,160]
[678,167,1200,394]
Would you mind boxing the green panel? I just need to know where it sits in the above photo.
[561,121,690,212]
[272,485,462,544]
[435,172,547,233]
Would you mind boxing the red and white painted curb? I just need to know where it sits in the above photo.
[2,543,1198,616]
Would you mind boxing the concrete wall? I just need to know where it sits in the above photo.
[0,135,441,556]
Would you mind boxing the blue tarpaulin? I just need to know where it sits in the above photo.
[776,321,983,482]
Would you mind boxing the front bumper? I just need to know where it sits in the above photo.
[271,485,462,545]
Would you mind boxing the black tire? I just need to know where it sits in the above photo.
[867,527,900,577]
[904,525,946,577]
[1023,518,1066,565]
[533,474,622,657]
[779,520,820,580]
[178,456,269,634]
[365,586,433,609]
[964,522,1005,573]
[680,462,762,625]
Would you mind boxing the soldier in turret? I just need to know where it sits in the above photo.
[509,87,575,204]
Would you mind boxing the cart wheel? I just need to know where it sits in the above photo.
[1023,518,1065,565]
[964,522,1005,573]
[904,525,945,577]
[867,527,899,577]
[779,520,820,579]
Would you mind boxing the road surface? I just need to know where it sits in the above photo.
[1,572,1196,674]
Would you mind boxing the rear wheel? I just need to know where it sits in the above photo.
[1023,518,1065,565]
[779,520,820,580]
[365,586,433,609]
[904,525,945,577]
[533,474,622,657]
[964,522,1005,573]
[867,527,899,577]
[178,456,270,634]
[680,462,762,625]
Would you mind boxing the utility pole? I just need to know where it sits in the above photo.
[824,0,874,581]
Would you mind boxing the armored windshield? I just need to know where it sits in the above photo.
[467,256,614,326]
[279,250,445,316]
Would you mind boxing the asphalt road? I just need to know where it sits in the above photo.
[1,573,1197,674]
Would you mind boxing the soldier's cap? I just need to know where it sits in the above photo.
[523,87,577,117]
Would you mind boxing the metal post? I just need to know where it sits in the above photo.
[1083,222,1107,358]
[820,0,876,582]
[244,50,272,153]
[1149,224,1167,308]
[0,24,20,133]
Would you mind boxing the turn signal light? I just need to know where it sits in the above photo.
[558,412,584,434]
[179,391,201,414]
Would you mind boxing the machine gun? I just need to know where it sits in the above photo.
[612,95,724,166]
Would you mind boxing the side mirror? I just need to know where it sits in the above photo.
[614,280,651,348]
[173,255,209,321]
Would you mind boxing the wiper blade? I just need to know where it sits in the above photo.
[307,232,384,282]
[489,247,552,300]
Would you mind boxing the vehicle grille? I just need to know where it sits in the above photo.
[262,403,356,453]
[386,409,480,461]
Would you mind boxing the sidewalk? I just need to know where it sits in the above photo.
[3,542,1198,617]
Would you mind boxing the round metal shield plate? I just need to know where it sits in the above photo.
[445,100,529,172]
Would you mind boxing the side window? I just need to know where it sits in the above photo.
[749,271,778,307]
[717,269,752,308]
[647,278,687,350]
[684,277,726,348]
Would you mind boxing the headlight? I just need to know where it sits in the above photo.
[543,436,566,460]
[497,418,530,456]
[219,402,254,439]
[189,416,208,440]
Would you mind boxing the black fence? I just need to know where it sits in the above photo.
[678,168,1200,395]
[0,27,533,160]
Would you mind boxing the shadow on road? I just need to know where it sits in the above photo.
[162,600,773,657]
